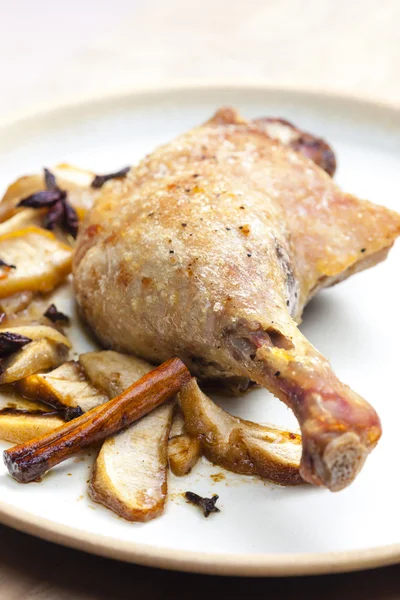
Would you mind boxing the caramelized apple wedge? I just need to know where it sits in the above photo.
[0,409,64,443]
[0,338,69,384]
[0,209,43,236]
[0,387,50,412]
[0,325,71,384]
[82,350,179,521]
[17,361,108,412]
[180,379,303,485]
[0,325,71,347]
[79,351,153,398]
[0,292,34,316]
[0,164,97,224]
[168,406,201,476]
[0,227,72,298]
[90,401,174,522]
[18,351,152,414]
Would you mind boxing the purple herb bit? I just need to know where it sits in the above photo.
[0,259,16,270]
[185,491,220,517]
[43,199,65,231]
[62,200,79,239]
[91,166,130,189]
[44,304,70,325]
[17,190,62,209]
[0,332,32,358]
[18,169,79,239]
[62,406,84,421]
[44,167,58,192]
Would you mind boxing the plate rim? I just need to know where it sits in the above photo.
[0,81,399,576]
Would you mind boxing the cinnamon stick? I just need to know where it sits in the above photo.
[4,357,190,483]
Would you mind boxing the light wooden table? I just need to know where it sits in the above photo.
[1,0,400,597]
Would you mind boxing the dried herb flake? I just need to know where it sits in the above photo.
[62,406,83,421]
[0,259,16,270]
[185,491,220,517]
[0,332,32,357]
[18,168,79,238]
[18,190,61,209]
[43,304,70,325]
[91,166,130,189]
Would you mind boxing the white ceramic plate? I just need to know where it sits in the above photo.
[0,84,399,576]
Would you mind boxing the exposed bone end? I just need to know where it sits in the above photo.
[301,432,368,492]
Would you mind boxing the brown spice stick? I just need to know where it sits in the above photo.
[4,357,190,483]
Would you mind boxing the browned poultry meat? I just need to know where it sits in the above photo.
[73,107,400,492]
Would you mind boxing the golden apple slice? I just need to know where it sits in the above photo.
[90,401,174,522]
[79,350,153,398]
[0,338,69,384]
[0,325,71,348]
[17,361,108,413]
[0,209,43,236]
[0,227,72,298]
[0,164,96,223]
[168,406,201,476]
[83,350,177,521]
[0,409,64,444]
[180,378,303,485]
[0,291,34,315]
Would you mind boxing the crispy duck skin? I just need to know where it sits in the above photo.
[73,108,400,491]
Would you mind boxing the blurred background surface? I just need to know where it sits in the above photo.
[1,0,400,119]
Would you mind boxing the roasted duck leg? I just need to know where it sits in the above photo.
[74,108,400,491]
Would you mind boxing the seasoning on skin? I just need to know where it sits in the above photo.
[44,304,70,325]
[275,371,281,377]
[185,491,220,517]
[361,248,366,253]
[91,166,130,189]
